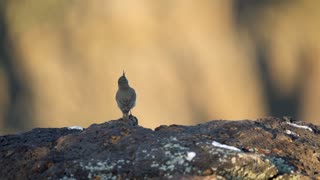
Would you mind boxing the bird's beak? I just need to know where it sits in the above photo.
[123,70,125,77]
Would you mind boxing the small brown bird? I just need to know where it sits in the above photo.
[116,71,136,120]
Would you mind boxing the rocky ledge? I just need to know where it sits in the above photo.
[0,117,320,180]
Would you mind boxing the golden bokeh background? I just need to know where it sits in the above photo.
[1,0,320,134]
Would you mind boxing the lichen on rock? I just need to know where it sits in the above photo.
[0,116,319,179]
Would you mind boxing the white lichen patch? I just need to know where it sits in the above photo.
[170,136,178,141]
[117,159,125,163]
[79,160,128,180]
[67,126,84,130]
[231,157,236,164]
[286,122,313,132]
[80,161,115,172]
[185,152,196,161]
[147,138,198,176]
[285,130,299,137]
[212,141,241,152]
[151,162,159,168]
[161,150,187,170]
[185,166,192,173]
[60,176,76,180]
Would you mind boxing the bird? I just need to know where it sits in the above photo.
[116,71,136,120]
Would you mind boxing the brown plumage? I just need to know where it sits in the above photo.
[116,71,136,120]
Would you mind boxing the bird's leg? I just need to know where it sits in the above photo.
[123,113,129,120]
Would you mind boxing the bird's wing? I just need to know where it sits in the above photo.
[115,90,121,107]
[130,88,136,106]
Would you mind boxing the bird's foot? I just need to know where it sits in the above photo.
[121,114,138,126]
[129,115,138,126]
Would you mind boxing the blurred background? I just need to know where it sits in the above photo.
[1,0,320,134]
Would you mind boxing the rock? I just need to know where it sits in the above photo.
[0,116,319,179]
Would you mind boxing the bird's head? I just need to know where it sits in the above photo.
[118,71,129,88]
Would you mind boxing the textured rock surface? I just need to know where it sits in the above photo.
[0,116,319,179]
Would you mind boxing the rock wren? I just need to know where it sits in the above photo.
[116,71,136,120]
